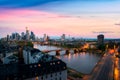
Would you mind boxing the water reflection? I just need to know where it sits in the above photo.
[34,44,61,51]
[60,53,100,74]
[34,44,101,74]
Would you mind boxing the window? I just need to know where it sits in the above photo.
[53,62,55,65]
[35,76,38,80]
[38,64,41,67]
[58,61,60,64]
[50,63,52,65]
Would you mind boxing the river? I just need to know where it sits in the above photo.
[34,44,101,74]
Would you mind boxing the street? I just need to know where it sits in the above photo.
[94,54,113,80]
[83,53,114,80]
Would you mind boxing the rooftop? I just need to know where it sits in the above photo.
[23,47,58,62]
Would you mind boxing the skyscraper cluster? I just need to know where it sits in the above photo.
[43,34,49,42]
[6,27,35,41]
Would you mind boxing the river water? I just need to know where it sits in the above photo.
[34,44,101,74]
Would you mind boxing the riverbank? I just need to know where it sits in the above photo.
[67,67,84,80]
[82,53,114,80]
[67,53,103,80]
[34,44,104,79]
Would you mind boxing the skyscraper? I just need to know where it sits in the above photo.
[43,34,47,41]
[97,34,104,45]
[61,34,66,41]
[26,27,29,41]
[30,31,35,41]
[7,35,9,41]
[21,32,25,40]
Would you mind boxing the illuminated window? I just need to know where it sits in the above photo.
[63,67,66,69]
[50,63,52,65]
[35,76,38,80]
[53,62,55,65]
[38,64,41,67]
[58,61,60,64]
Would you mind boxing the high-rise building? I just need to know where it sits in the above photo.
[21,32,25,40]
[26,27,30,41]
[43,34,47,41]
[30,31,35,41]
[11,33,16,40]
[61,34,66,41]
[15,33,20,40]
[6,35,9,41]
[97,34,104,45]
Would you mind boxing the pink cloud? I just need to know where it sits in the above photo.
[0,9,120,38]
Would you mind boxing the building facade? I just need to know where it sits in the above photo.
[97,34,104,45]
[0,47,67,80]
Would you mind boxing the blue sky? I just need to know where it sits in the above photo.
[0,0,120,38]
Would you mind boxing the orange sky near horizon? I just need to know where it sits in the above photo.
[0,9,120,38]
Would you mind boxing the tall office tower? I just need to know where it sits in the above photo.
[7,35,9,41]
[21,32,25,40]
[43,34,47,41]
[11,33,16,40]
[26,27,30,41]
[15,33,20,40]
[30,31,35,41]
[97,34,104,45]
[61,34,66,41]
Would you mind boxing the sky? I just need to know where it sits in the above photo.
[0,0,120,38]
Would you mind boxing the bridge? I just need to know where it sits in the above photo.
[41,48,87,56]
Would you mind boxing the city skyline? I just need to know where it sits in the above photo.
[1,0,120,38]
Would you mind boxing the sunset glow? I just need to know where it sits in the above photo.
[0,0,120,38]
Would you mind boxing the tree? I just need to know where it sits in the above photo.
[97,44,105,51]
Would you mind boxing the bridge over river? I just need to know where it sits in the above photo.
[34,44,102,74]
[41,48,88,56]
